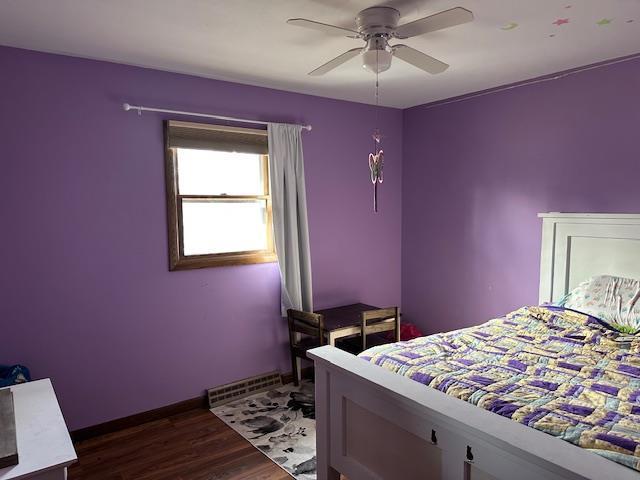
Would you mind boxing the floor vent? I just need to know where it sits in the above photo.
[208,371,283,408]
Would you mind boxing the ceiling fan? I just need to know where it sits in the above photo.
[287,6,473,76]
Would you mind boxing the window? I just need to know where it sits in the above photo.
[164,120,275,270]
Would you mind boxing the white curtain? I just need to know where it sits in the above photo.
[268,123,313,315]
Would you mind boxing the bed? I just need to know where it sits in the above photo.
[309,213,640,480]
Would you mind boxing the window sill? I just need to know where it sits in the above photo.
[169,251,277,270]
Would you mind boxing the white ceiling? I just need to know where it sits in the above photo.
[1,0,639,108]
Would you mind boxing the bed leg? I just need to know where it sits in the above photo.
[315,365,340,480]
[318,464,340,480]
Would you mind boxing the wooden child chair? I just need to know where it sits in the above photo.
[287,309,325,386]
[361,307,400,351]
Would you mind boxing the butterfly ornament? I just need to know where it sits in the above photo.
[368,148,384,212]
[368,58,385,213]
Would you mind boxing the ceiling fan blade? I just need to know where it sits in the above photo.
[392,44,449,74]
[308,48,363,76]
[394,7,473,39]
[287,18,360,38]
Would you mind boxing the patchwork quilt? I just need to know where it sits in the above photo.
[359,306,640,471]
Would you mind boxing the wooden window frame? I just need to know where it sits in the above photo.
[164,124,276,271]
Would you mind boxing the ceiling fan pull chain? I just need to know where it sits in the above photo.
[370,49,382,214]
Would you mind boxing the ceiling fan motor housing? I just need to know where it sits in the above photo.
[356,6,400,37]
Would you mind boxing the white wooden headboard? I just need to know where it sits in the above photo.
[538,213,640,304]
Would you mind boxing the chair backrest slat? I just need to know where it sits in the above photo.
[289,309,323,329]
[364,321,395,335]
[292,321,322,338]
[362,307,398,322]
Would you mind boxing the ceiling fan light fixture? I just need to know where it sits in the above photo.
[362,49,392,73]
[362,37,392,74]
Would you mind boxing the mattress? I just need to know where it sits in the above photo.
[359,305,640,471]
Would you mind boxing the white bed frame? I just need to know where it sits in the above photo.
[309,213,640,480]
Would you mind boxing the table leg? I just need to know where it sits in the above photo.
[295,356,302,385]
[30,467,67,480]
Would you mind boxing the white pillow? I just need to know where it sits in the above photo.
[556,275,640,333]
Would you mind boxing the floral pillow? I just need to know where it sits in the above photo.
[556,275,640,333]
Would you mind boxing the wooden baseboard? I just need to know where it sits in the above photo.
[71,367,315,443]
[71,395,208,443]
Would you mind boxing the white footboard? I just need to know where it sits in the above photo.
[308,346,638,480]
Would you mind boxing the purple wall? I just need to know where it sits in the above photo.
[0,46,402,430]
[402,57,640,335]
[6,43,638,432]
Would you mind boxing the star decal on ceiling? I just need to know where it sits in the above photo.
[553,18,570,26]
[501,22,519,31]
[597,18,613,26]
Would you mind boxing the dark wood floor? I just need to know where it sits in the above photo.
[68,408,292,480]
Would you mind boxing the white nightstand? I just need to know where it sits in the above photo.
[0,379,76,480]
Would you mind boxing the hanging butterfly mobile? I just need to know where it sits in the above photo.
[369,129,384,212]
[368,49,385,213]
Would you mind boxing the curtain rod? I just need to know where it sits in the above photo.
[122,103,312,131]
